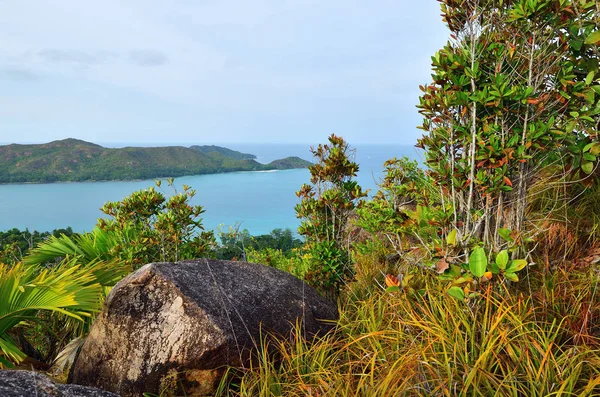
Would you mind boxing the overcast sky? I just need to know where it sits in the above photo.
[0,1,448,145]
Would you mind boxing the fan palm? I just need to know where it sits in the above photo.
[24,226,126,267]
[0,228,131,368]
[0,261,107,367]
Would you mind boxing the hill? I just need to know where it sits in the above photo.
[189,145,256,160]
[0,139,312,183]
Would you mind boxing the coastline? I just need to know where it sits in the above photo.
[0,166,307,186]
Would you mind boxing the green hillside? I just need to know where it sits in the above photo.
[189,145,256,160]
[0,138,311,183]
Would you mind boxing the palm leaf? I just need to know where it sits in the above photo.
[0,261,121,368]
[23,227,121,266]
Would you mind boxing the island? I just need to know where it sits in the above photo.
[0,138,312,183]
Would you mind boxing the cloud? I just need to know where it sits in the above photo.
[129,50,168,67]
[1,67,39,81]
[0,0,448,143]
[38,49,105,65]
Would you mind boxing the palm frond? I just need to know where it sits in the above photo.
[0,260,125,368]
[23,227,120,266]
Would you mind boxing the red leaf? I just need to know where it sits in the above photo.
[503,176,513,187]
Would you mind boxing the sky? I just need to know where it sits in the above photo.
[0,1,448,145]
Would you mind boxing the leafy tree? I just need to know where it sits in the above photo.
[251,228,303,253]
[214,226,303,261]
[0,227,74,264]
[246,247,307,278]
[354,158,442,269]
[97,179,216,267]
[214,225,252,261]
[295,134,367,296]
[417,0,599,254]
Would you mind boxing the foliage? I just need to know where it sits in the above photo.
[97,179,216,268]
[24,227,122,269]
[0,227,74,265]
[354,157,529,298]
[528,170,600,264]
[16,228,131,368]
[295,134,367,296]
[417,0,600,253]
[0,138,311,183]
[246,248,307,278]
[354,158,441,268]
[219,270,600,396]
[15,182,214,367]
[0,259,127,368]
[215,226,303,261]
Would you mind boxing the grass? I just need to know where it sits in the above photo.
[216,270,600,396]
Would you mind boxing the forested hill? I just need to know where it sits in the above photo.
[0,138,311,183]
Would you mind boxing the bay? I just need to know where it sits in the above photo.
[0,143,422,235]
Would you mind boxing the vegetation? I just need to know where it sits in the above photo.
[216,1,600,395]
[1,0,599,395]
[214,226,303,262]
[97,179,216,268]
[0,227,74,264]
[219,272,600,396]
[0,256,128,369]
[295,134,367,297]
[0,138,311,183]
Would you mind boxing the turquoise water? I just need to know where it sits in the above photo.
[0,144,422,235]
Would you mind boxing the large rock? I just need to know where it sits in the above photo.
[70,259,337,396]
[0,370,119,397]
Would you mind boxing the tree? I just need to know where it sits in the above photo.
[295,134,367,296]
[417,0,599,253]
[97,179,215,267]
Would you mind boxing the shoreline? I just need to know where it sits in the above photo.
[0,166,309,186]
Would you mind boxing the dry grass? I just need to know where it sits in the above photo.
[217,272,600,397]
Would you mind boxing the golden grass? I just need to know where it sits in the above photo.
[218,274,600,397]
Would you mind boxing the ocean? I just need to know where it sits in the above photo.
[0,143,422,235]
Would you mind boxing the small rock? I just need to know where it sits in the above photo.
[0,370,119,397]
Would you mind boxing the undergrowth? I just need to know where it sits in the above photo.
[218,268,600,396]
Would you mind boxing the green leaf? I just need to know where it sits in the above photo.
[0,356,14,368]
[496,250,509,270]
[488,261,500,274]
[586,71,595,86]
[570,39,583,51]
[385,286,400,293]
[498,228,514,242]
[504,272,519,282]
[584,31,600,45]
[447,286,465,301]
[446,229,458,246]
[506,259,528,273]
[469,247,487,278]
[449,265,462,277]
[582,161,594,175]
[452,276,474,285]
